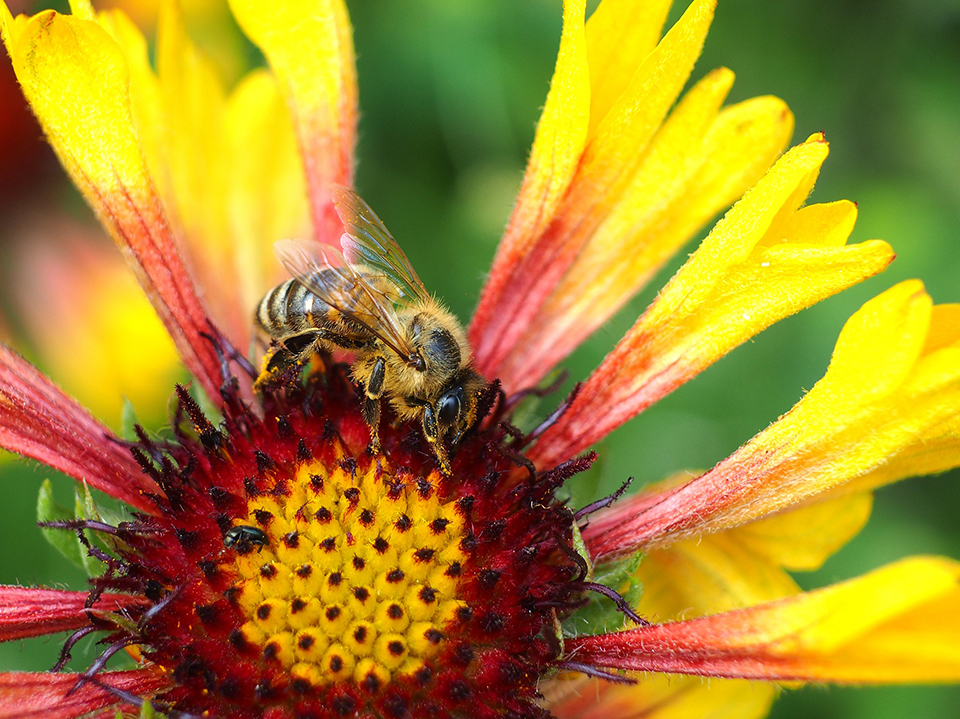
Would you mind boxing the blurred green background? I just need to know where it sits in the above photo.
[1,0,959,717]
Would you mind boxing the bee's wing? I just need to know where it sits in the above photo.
[333,185,430,304]
[274,239,417,361]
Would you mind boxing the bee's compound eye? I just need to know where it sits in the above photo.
[438,392,461,426]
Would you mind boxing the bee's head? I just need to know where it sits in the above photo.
[423,368,488,452]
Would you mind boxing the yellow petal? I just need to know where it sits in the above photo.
[469,0,589,359]
[497,66,732,385]
[95,8,165,194]
[924,303,960,352]
[817,280,931,408]
[472,0,715,378]
[100,1,308,348]
[680,96,796,229]
[635,492,873,622]
[837,414,960,497]
[577,0,716,209]
[500,0,589,256]
[646,134,830,326]
[762,199,858,248]
[225,69,311,318]
[568,557,960,683]
[638,533,801,622]
[499,84,794,387]
[66,0,94,20]
[5,9,224,399]
[587,476,872,603]
[728,491,873,572]
[153,0,249,341]
[10,12,151,210]
[584,282,960,558]
[530,135,893,468]
[0,3,32,49]
[547,675,776,719]
[0,3,12,46]
[819,304,960,497]
[703,281,955,529]
[584,0,672,137]
[229,0,356,244]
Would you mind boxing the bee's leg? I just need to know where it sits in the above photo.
[280,331,326,360]
[362,356,387,454]
[254,331,322,391]
[421,405,452,475]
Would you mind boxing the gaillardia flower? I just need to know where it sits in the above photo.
[2,1,960,718]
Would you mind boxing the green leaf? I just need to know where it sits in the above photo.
[76,482,100,522]
[561,549,644,637]
[36,479,86,570]
[593,550,644,590]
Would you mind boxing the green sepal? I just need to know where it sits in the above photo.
[74,484,107,577]
[570,519,594,583]
[139,699,167,719]
[37,479,86,570]
[120,397,140,442]
[552,610,565,659]
[561,549,644,637]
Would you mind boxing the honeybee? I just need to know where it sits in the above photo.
[255,186,488,474]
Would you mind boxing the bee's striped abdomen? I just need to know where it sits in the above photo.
[283,279,316,333]
[255,272,352,338]
[255,269,380,353]
[255,279,296,336]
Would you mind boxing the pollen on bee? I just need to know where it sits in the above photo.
[218,456,469,691]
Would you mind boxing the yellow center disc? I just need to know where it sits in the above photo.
[224,459,469,691]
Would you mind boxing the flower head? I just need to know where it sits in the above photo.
[2,1,960,718]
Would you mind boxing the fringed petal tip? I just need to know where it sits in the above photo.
[498,85,796,389]
[469,0,590,366]
[228,0,357,245]
[567,557,960,684]
[473,0,719,380]
[585,280,960,561]
[529,135,893,469]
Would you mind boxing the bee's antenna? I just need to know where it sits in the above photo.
[502,370,569,414]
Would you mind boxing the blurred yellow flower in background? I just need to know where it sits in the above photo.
[0,0,285,426]
[0,0,244,428]
[8,220,182,425]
